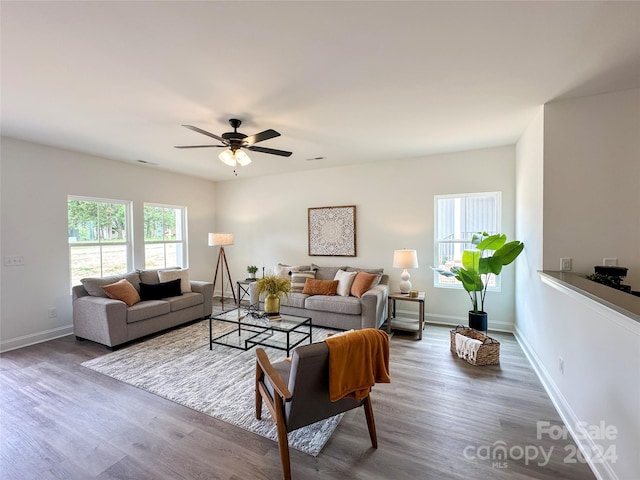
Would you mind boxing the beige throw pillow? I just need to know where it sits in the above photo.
[334,269,358,296]
[158,269,191,293]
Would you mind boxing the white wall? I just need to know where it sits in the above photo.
[543,89,640,288]
[0,137,217,351]
[515,90,640,480]
[0,139,517,350]
[213,145,518,331]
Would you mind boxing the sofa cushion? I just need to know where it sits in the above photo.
[302,279,339,296]
[138,267,180,285]
[311,265,347,280]
[158,268,192,293]
[101,279,141,306]
[281,292,308,308]
[290,271,316,293]
[345,267,384,275]
[334,269,358,296]
[166,292,202,311]
[81,272,141,297]
[350,271,379,298]
[126,300,171,323]
[304,295,362,315]
[140,279,182,300]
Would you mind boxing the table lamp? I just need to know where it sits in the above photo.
[393,249,419,294]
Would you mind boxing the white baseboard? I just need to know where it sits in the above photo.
[514,326,618,480]
[0,324,74,353]
[424,312,514,333]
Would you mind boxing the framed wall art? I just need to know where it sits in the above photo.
[308,205,356,256]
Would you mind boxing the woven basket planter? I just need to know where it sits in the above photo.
[450,325,500,366]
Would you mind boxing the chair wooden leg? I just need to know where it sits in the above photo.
[274,397,292,480]
[363,396,378,448]
[255,361,263,419]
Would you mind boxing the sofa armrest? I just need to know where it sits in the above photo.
[72,284,89,300]
[73,296,128,347]
[190,280,213,316]
[360,284,389,329]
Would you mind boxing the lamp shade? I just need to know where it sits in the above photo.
[218,149,252,167]
[208,233,234,246]
[393,249,418,269]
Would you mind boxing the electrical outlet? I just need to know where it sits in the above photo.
[559,357,564,375]
[603,258,618,266]
[48,308,57,318]
[3,255,24,266]
[560,258,572,271]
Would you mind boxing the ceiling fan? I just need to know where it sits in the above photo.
[175,118,292,168]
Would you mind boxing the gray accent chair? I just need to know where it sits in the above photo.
[255,341,380,480]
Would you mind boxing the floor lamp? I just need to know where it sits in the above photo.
[209,233,237,310]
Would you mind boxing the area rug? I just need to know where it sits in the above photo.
[81,319,341,456]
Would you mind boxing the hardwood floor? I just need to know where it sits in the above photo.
[0,315,596,480]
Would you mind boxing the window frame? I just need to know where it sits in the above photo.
[433,192,502,290]
[68,195,133,286]
[143,202,188,269]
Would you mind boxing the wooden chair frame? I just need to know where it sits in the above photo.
[255,347,377,480]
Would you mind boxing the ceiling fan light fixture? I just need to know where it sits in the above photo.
[235,149,251,166]
[219,149,236,166]
[219,149,252,167]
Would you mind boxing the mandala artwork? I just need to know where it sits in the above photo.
[308,206,356,256]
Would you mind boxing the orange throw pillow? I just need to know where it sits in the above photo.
[350,272,378,298]
[302,278,339,296]
[101,278,141,306]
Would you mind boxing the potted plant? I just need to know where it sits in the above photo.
[254,275,291,316]
[246,265,258,280]
[433,232,524,331]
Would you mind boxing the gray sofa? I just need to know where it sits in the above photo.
[72,269,213,348]
[249,264,389,330]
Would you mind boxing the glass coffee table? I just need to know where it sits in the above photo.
[209,308,312,356]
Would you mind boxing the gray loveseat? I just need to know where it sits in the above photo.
[72,268,213,349]
[249,264,389,331]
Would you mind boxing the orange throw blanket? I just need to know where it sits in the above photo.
[325,329,390,402]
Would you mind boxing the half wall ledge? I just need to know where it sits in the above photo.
[539,271,640,323]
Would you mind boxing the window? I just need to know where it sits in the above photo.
[434,192,501,289]
[68,197,132,287]
[144,203,187,269]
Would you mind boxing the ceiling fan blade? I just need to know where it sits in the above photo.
[174,144,226,149]
[248,145,293,157]
[182,124,227,143]
[244,129,280,145]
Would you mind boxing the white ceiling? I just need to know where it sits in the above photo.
[2,1,639,181]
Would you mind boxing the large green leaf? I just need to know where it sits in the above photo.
[432,267,457,278]
[487,255,504,275]
[471,232,485,246]
[494,241,524,265]
[462,249,480,273]
[457,268,484,292]
[476,234,506,252]
[478,256,501,275]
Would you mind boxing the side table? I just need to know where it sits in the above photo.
[237,280,253,306]
[386,291,426,340]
